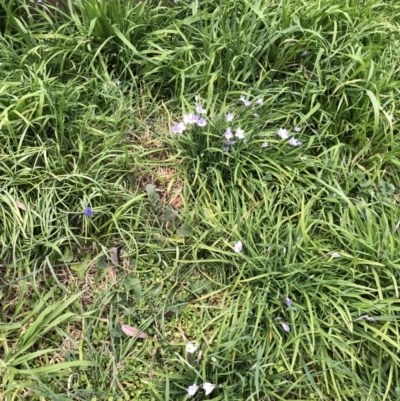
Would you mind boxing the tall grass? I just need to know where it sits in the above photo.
[1,0,400,400]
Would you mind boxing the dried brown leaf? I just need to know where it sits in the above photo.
[16,201,34,211]
[120,323,148,339]
[170,195,183,209]
[109,247,119,266]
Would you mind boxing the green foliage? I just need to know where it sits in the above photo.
[1,0,400,400]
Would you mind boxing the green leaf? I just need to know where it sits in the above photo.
[70,254,92,279]
[177,223,192,238]
[124,274,142,300]
[96,255,109,269]
[57,247,74,263]
[163,207,176,222]
[148,282,163,297]
[146,184,160,204]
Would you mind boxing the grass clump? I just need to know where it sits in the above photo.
[1,0,400,400]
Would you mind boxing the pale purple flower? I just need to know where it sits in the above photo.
[196,117,207,127]
[261,142,269,148]
[171,122,186,134]
[285,297,292,307]
[224,127,233,139]
[234,241,243,253]
[281,322,290,332]
[223,146,230,152]
[235,128,245,139]
[196,104,207,114]
[202,383,216,396]
[255,97,263,105]
[224,140,235,146]
[226,112,234,122]
[302,51,308,57]
[240,95,251,107]
[187,384,199,396]
[294,126,302,132]
[288,136,302,146]
[277,128,289,139]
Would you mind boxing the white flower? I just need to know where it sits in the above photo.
[288,136,302,146]
[187,384,199,396]
[294,126,302,132]
[328,252,341,258]
[226,112,234,122]
[240,95,251,107]
[234,241,243,253]
[183,113,195,125]
[262,142,269,148]
[186,342,197,353]
[196,104,207,114]
[224,127,233,139]
[171,122,186,134]
[202,382,216,396]
[252,113,259,118]
[277,128,289,139]
[255,97,263,105]
[281,322,290,332]
[235,128,245,139]
[300,156,308,161]
[196,117,207,127]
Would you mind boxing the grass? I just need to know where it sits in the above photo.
[1,0,400,399]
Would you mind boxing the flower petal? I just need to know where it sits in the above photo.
[202,382,216,396]
[187,384,199,396]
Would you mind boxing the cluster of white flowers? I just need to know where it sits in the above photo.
[188,382,216,396]
[171,102,207,134]
[277,127,303,146]
[171,96,307,155]
[185,342,218,396]
[239,95,263,107]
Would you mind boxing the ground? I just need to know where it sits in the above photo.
[1,0,400,400]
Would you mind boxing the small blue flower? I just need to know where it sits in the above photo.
[84,207,93,218]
